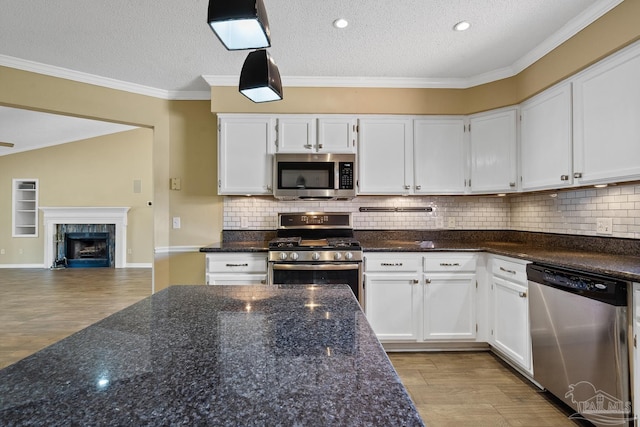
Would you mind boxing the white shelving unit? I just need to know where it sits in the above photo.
[12,179,38,237]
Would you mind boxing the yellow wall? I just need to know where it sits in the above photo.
[1,0,639,290]
[0,128,154,265]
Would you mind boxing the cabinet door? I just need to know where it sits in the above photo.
[520,83,573,191]
[423,273,476,340]
[276,116,316,153]
[491,276,531,372]
[469,108,518,193]
[218,115,274,195]
[573,44,640,185]
[317,116,357,153]
[364,273,421,341]
[358,117,413,195]
[414,117,467,194]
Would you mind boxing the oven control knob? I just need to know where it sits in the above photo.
[312,252,320,261]
[344,252,353,260]
[290,252,299,261]
[279,252,288,260]
[334,252,342,260]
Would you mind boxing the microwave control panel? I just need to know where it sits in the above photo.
[339,162,354,189]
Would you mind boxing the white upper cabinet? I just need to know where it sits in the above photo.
[217,115,275,195]
[358,117,413,195]
[414,117,467,194]
[520,83,573,191]
[275,116,316,153]
[572,43,640,185]
[469,107,518,193]
[276,115,357,153]
[317,116,357,153]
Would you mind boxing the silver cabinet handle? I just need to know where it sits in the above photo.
[500,266,516,274]
[574,172,583,178]
[424,278,431,284]
[404,185,411,190]
[415,185,422,190]
[519,292,527,298]
[440,262,460,267]
[318,143,323,149]
[381,262,402,266]
[560,175,569,181]
[226,263,249,267]
[303,144,313,149]
[509,182,516,187]
[412,279,420,284]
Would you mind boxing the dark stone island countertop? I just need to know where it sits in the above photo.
[0,285,424,426]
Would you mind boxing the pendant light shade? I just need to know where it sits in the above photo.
[207,0,271,50]
[239,49,283,103]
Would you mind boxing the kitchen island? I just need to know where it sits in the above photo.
[0,285,424,426]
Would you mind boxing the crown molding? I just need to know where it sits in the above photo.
[0,54,211,100]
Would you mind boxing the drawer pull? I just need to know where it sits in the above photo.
[500,266,516,274]
[519,292,527,298]
[381,262,403,267]
[439,262,460,267]
[412,279,420,284]
[424,278,431,284]
[226,263,249,267]
[260,280,266,284]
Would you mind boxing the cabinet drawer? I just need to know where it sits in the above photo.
[492,256,528,284]
[206,254,267,273]
[364,255,421,272]
[207,273,267,286]
[424,254,476,272]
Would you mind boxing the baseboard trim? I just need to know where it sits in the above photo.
[0,263,45,269]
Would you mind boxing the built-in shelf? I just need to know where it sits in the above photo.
[12,179,39,237]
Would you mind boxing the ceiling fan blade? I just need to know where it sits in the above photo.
[0,142,15,147]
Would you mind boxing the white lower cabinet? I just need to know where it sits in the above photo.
[489,256,532,374]
[205,253,268,286]
[364,254,422,341]
[364,252,477,343]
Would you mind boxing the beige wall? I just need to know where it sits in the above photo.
[0,128,154,265]
[0,0,639,290]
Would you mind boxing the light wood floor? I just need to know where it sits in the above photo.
[0,268,151,369]
[0,268,582,425]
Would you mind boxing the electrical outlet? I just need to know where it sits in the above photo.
[0,249,5,255]
[596,217,613,235]
[435,217,444,228]
[447,218,456,228]
[127,248,132,255]
[170,177,181,190]
[241,217,249,228]
[172,217,181,229]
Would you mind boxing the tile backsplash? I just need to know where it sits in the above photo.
[224,183,640,239]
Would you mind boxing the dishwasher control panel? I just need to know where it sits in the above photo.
[527,263,628,306]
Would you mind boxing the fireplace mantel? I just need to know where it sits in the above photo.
[40,207,130,268]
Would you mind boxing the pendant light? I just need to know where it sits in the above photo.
[239,49,283,103]
[207,0,271,50]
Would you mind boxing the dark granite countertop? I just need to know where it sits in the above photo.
[200,241,268,252]
[0,285,423,426]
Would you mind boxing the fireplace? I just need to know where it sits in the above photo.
[65,232,111,268]
[40,207,130,269]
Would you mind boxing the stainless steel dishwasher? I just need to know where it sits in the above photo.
[527,263,632,426]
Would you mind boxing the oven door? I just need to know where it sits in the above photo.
[269,263,362,306]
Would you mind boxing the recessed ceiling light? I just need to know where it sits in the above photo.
[333,18,348,29]
[453,21,470,31]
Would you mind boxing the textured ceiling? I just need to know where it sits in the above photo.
[0,0,622,154]
[0,0,620,95]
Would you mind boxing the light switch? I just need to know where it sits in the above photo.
[170,177,181,190]
[172,217,181,229]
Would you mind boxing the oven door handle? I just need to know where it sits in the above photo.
[271,263,360,271]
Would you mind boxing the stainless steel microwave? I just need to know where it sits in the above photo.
[273,153,356,200]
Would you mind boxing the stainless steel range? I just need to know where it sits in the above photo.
[268,212,363,306]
